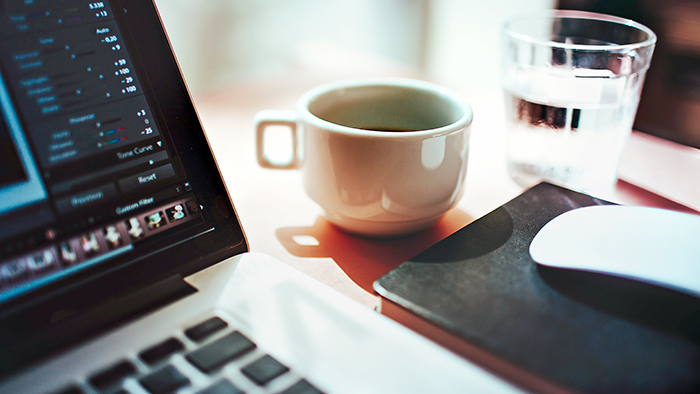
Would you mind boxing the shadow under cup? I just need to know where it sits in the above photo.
[300,82,472,238]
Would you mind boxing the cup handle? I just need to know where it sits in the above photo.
[254,109,299,169]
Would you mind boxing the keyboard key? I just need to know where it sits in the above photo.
[139,364,190,394]
[185,317,228,342]
[186,331,256,373]
[197,379,244,394]
[279,379,325,394]
[53,386,85,394]
[88,360,137,390]
[241,355,289,386]
[139,337,185,365]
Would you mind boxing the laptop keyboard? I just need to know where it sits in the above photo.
[54,316,324,394]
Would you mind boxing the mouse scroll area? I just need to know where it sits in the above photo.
[529,205,700,299]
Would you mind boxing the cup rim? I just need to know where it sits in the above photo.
[503,10,657,51]
[297,77,473,138]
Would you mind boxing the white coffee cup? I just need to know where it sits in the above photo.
[255,78,473,237]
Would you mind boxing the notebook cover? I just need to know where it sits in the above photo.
[374,183,700,394]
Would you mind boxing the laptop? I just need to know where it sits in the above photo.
[0,1,523,393]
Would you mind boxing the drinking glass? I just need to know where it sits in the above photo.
[501,10,656,191]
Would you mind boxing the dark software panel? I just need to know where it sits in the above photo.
[0,0,238,306]
[0,117,26,186]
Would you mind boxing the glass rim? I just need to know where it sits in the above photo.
[503,10,657,51]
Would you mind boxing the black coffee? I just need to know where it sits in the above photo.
[364,126,420,132]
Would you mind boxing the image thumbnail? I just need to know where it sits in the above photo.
[80,233,101,258]
[166,203,187,222]
[104,225,123,249]
[60,242,78,266]
[145,211,165,230]
[127,217,144,239]
[185,199,199,215]
[26,249,57,274]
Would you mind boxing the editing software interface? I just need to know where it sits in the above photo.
[0,0,204,303]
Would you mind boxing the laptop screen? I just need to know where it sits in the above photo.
[0,0,246,308]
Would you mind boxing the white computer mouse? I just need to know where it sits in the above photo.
[530,205,700,298]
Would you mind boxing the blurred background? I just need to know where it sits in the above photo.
[153,0,700,149]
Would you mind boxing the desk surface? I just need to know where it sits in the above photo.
[192,50,698,309]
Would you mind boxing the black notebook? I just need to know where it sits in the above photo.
[374,183,700,394]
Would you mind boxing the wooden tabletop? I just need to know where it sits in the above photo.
[192,49,698,309]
